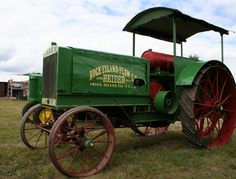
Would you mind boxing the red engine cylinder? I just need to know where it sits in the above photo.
[149,81,164,101]
[142,50,174,71]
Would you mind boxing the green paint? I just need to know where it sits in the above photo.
[72,50,148,95]
[54,95,150,109]
[173,16,176,56]
[84,140,94,148]
[174,56,205,86]
[42,45,150,108]
[29,73,42,104]
[123,7,228,43]
[154,91,178,114]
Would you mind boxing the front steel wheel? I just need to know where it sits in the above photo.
[48,106,115,177]
[179,62,236,148]
[20,104,54,149]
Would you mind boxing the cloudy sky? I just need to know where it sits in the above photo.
[0,0,236,81]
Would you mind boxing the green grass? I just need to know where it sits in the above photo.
[0,98,236,178]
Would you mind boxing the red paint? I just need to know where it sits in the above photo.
[142,50,174,70]
[149,81,163,101]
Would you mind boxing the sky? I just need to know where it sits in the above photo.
[0,0,236,82]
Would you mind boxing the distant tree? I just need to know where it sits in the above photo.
[189,54,199,61]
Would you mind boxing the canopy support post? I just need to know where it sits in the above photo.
[220,33,224,63]
[173,16,177,56]
[181,42,183,57]
[133,33,135,56]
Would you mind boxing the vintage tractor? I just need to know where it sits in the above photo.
[20,73,55,149]
[21,73,42,116]
[20,7,236,177]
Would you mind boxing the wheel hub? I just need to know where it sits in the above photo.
[215,103,224,113]
[73,136,94,149]
[84,140,94,148]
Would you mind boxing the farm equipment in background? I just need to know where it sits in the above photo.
[20,7,236,177]
[20,73,55,149]
[21,73,42,116]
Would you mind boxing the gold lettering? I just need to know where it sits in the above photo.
[102,74,126,84]
[103,74,108,82]
[90,65,138,89]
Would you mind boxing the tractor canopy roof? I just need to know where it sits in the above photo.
[123,7,229,43]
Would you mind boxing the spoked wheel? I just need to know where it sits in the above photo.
[21,102,35,117]
[48,106,115,177]
[133,125,169,136]
[20,104,55,149]
[179,62,236,148]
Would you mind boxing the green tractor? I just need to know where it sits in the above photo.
[21,72,55,149]
[20,7,236,177]
[21,73,42,116]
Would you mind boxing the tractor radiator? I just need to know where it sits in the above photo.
[42,54,57,99]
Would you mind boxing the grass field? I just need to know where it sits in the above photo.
[0,98,236,178]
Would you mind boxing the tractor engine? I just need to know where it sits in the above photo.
[142,50,177,114]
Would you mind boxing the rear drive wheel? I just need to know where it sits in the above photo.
[179,62,236,148]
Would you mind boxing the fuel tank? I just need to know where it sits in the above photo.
[142,50,174,71]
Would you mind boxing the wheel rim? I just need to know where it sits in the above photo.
[49,106,115,177]
[22,102,34,117]
[194,64,236,147]
[20,104,53,149]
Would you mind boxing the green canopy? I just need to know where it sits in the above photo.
[123,7,229,43]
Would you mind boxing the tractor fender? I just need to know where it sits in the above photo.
[176,61,205,86]
[176,60,235,86]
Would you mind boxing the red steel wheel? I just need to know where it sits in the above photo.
[20,104,51,149]
[194,64,236,147]
[145,126,168,136]
[135,126,169,136]
[48,106,115,177]
[179,62,236,148]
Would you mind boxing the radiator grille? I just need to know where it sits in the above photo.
[42,54,57,99]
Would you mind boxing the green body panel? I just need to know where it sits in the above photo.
[72,48,148,95]
[42,46,150,108]
[131,111,173,123]
[174,56,205,86]
[29,73,42,104]
[57,48,73,95]
[56,95,150,109]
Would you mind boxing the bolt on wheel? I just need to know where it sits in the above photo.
[48,106,115,177]
[194,64,236,147]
